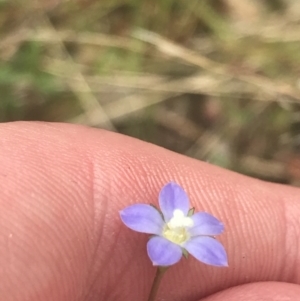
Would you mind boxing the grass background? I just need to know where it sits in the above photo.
[1,0,300,185]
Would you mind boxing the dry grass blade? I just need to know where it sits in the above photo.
[25,29,131,49]
[40,17,116,130]
[133,28,300,102]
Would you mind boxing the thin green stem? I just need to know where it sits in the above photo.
[147,266,168,301]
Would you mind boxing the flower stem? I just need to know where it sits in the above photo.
[147,266,168,301]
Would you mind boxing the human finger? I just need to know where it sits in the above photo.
[0,122,300,301]
[200,282,300,301]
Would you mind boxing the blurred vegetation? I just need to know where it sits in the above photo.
[1,0,300,184]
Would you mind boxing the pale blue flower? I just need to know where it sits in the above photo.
[120,182,228,267]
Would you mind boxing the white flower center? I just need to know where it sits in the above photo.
[162,209,194,245]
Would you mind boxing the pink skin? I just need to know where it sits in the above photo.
[0,122,300,301]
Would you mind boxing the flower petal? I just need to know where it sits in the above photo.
[147,236,182,266]
[159,182,190,221]
[184,236,228,267]
[189,212,224,236]
[120,204,164,235]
